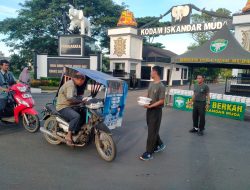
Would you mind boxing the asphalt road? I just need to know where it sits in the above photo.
[0,87,250,190]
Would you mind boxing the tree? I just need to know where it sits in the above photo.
[0,0,126,64]
[187,8,232,81]
[190,8,232,46]
[9,54,27,75]
[220,69,233,79]
[137,16,170,49]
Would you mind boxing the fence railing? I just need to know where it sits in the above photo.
[225,77,250,97]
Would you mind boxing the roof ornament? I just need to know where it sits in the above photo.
[117,10,138,27]
[243,0,250,13]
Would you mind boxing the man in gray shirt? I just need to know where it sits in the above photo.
[140,66,166,161]
[189,75,210,136]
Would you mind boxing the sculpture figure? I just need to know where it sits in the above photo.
[68,4,91,36]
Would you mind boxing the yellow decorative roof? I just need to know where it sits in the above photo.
[117,10,137,27]
[243,0,250,12]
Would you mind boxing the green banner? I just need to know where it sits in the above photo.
[173,95,246,121]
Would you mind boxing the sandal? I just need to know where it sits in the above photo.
[65,137,74,147]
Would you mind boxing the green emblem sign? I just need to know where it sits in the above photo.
[174,96,185,108]
[210,39,228,53]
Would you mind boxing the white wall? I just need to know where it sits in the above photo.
[90,55,98,70]
[130,37,143,60]
[37,54,48,79]
[136,62,141,78]
[232,14,250,76]
[108,27,138,36]
[234,25,250,50]
[108,27,143,79]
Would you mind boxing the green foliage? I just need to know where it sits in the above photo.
[137,17,170,49]
[101,56,110,72]
[193,67,221,81]
[31,77,60,87]
[144,41,165,49]
[0,0,126,62]
[9,54,27,75]
[187,8,232,81]
[220,69,233,79]
[190,8,232,46]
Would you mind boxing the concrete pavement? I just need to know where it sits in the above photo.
[0,89,249,190]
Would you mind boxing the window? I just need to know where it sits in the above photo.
[141,66,151,80]
[141,66,164,80]
[114,63,125,70]
[158,67,164,80]
[176,68,180,71]
[181,68,188,80]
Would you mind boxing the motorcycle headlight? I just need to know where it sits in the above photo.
[16,97,30,107]
[17,86,27,92]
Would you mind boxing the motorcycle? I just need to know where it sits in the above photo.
[40,67,128,162]
[41,98,116,162]
[0,83,40,133]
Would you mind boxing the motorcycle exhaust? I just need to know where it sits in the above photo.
[56,117,69,132]
[40,127,65,142]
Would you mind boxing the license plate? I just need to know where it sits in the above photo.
[22,93,32,98]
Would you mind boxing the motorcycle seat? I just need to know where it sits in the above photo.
[45,104,69,122]
[45,104,61,116]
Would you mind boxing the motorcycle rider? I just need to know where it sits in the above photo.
[56,72,86,146]
[0,60,16,117]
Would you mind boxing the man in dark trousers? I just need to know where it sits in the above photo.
[140,66,166,161]
[0,60,16,116]
[189,75,210,136]
[56,72,86,146]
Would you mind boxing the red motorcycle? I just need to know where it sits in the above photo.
[0,83,40,133]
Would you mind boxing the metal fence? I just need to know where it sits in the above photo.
[225,77,250,97]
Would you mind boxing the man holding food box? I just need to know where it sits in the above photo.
[139,66,166,161]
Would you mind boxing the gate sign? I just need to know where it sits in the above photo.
[173,94,246,121]
[139,20,232,36]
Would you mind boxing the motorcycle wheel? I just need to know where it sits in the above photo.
[43,116,61,145]
[95,131,116,162]
[22,114,40,133]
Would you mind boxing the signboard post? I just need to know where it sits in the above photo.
[173,94,246,121]
[59,36,83,56]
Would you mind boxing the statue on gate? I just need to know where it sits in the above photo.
[68,4,91,36]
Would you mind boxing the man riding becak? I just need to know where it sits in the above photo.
[56,72,87,146]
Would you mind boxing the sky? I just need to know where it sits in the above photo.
[0,0,248,56]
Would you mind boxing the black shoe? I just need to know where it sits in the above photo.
[189,128,198,133]
[139,152,153,161]
[197,130,204,136]
[154,144,166,153]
